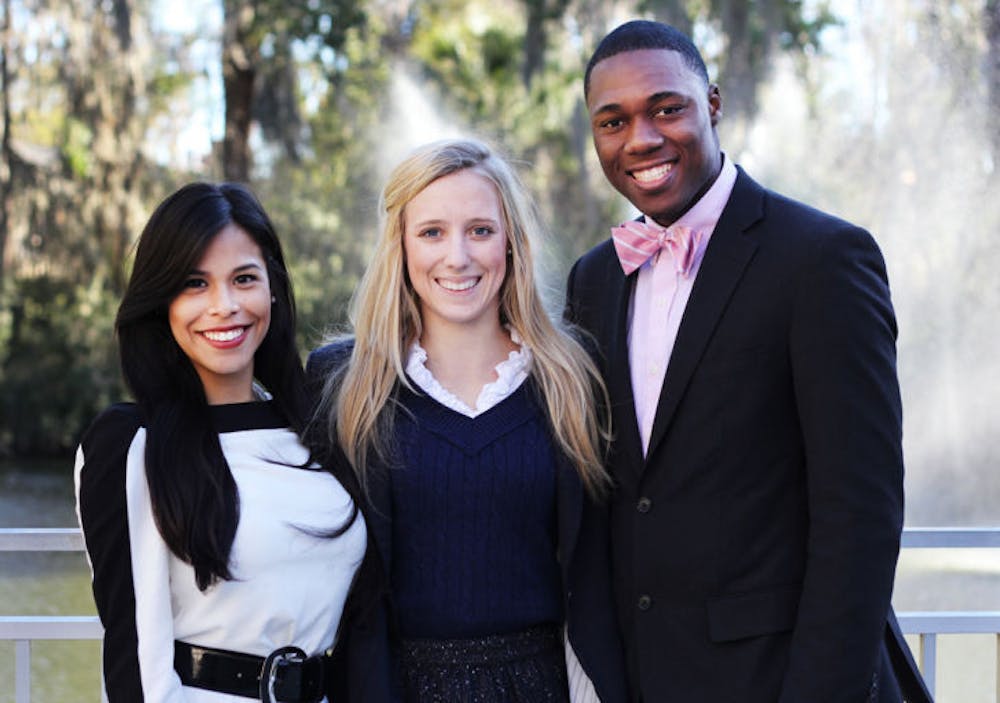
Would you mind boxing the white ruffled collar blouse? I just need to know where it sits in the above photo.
[405,328,532,418]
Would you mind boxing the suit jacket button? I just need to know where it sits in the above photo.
[637,594,652,611]
[636,497,652,513]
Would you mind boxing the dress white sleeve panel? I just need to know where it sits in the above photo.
[123,429,191,702]
[74,446,93,573]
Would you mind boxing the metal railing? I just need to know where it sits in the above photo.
[0,528,101,703]
[896,528,1000,701]
[3,527,1000,702]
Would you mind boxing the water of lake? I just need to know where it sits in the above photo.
[2,458,998,702]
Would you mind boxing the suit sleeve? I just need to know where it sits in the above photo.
[306,339,355,383]
[75,406,190,702]
[304,339,356,472]
[564,258,582,324]
[781,224,904,702]
[307,339,404,702]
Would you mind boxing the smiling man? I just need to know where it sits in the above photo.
[564,19,931,703]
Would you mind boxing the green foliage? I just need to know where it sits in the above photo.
[253,21,388,346]
[408,4,524,131]
[148,67,200,111]
[399,1,626,272]
[481,27,520,78]
[62,118,94,179]
[225,0,369,173]
[249,0,367,52]
[0,0,178,455]
[0,276,124,456]
[778,0,841,52]
[6,0,945,461]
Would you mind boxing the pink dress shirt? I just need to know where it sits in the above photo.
[628,155,738,455]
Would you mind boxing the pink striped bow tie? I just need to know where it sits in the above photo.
[611,219,702,276]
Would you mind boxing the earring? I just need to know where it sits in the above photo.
[271,296,277,304]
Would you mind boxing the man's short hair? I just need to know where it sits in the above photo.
[584,20,710,97]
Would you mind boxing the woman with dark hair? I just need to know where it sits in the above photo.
[74,182,366,702]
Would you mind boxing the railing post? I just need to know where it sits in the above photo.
[919,633,937,699]
[15,639,31,703]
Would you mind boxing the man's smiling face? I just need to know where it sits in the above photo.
[587,48,723,227]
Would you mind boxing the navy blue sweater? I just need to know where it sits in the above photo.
[389,380,564,639]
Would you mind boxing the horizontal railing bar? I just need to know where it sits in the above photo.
[898,611,1000,634]
[0,528,85,551]
[901,527,1000,548]
[4,526,1000,552]
[1,533,999,703]
[0,616,103,639]
[3,612,1000,640]
[2,529,999,703]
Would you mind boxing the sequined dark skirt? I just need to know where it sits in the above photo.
[399,625,569,703]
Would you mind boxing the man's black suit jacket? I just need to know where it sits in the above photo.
[565,166,929,702]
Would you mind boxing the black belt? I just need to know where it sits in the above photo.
[174,640,327,702]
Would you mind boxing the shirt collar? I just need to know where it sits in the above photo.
[640,152,738,238]
[405,328,533,417]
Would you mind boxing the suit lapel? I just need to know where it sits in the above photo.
[644,169,764,461]
[604,259,646,480]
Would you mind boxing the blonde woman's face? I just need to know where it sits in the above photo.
[402,170,508,336]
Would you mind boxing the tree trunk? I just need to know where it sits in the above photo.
[222,0,258,182]
[521,0,570,90]
[645,0,695,37]
[571,97,598,241]
[717,0,754,119]
[987,0,1000,171]
[522,0,546,90]
[0,0,12,286]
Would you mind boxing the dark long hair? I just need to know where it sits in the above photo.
[115,182,309,591]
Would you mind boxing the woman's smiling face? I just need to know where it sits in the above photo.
[403,169,508,336]
[168,223,272,404]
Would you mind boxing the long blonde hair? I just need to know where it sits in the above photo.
[320,138,611,496]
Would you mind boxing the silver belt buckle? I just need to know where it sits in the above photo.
[259,646,307,703]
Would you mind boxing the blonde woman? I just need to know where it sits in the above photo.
[308,139,627,703]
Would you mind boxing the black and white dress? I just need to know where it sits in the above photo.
[74,401,366,702]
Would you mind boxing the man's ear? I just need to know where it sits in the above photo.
[708,84,723,126]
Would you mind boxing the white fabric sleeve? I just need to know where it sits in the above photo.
[123,431,190,702]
